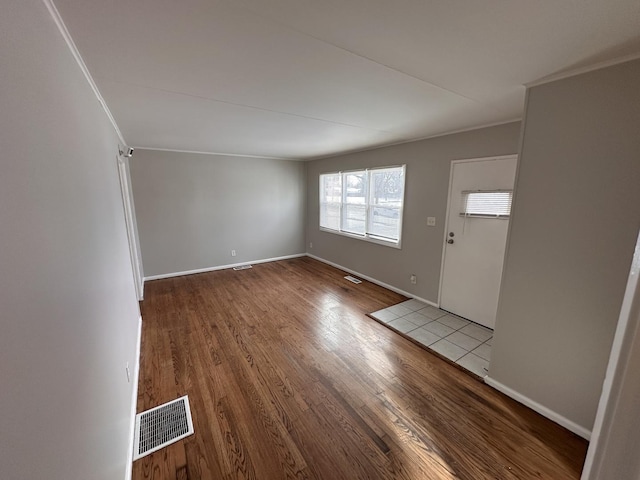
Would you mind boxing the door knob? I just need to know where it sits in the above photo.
[447,239,454,244]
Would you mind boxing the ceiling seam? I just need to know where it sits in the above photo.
[229,1,482,104]
[96,77,394,134]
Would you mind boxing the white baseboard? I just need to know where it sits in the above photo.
[143,253,307,281]
[125,316,143,480]
[484,376,591,440]
[306,253,438,307]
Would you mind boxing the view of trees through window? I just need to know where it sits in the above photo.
[320,166,405,244]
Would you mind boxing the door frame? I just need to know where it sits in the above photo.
[580,229,640,479]
[117,154,144,301]
[437,154,518,310]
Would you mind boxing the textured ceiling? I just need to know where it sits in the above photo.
[54,0,640,159]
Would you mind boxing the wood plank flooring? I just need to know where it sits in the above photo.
[132,257,587,480]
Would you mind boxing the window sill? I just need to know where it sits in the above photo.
[319,227,402,249]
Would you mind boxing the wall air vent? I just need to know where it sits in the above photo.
[133,396,194,461]
[233,264,253,271]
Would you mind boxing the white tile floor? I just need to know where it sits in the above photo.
[370,299,493,378]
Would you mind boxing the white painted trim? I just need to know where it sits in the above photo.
[125,316,142,480]
[308,119,522,161]
[484,376,591,440]
[306,253,438,307]
[132,147,300,162]
[437,160,456,308]
[117,156,144,300]
[581,230,640,479]
[42,0,126,145]
[526,53,640,88]
[437,154,519,308]
[137,121,523,163]
[143,254,306,281]
[319,227,402,249]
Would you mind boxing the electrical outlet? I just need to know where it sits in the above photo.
[410,274,417,285]
[427,217,436,226]
[126,362,131,383]
[231,250,236,257]
[309,242,313,249]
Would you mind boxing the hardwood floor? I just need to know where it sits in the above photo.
[132,257,587,480]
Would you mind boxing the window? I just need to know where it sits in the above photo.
[461,190,512,218]
[319,166,405,246]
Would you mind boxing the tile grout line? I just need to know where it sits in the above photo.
[372,300,493,377]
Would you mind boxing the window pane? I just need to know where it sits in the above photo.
[320,174,341,204]
[369,206,401,240]
[342,204,366,235]
[320,203,340,231]
[369,168,405,206]
[368,167,405,240]
[343,171,367,203]
[320,173,341,230]
[342,171,367,235]
[462,191,512,217]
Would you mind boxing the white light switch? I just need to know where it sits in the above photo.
[427,217,436,226]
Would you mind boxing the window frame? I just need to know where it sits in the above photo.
[319,165,406,249]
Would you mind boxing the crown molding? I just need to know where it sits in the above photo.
[308,118,522,162]
[132,146,301,161]
[43,0,126,145]
[526,52,640,88]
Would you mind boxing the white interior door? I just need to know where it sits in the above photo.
[439,156,517,329]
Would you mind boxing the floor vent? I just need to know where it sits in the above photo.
[344,275,362,284]
[233,264,253,271]
[133,395,194,461]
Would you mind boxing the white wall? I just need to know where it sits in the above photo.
[0,2,141,479]
[129,149,306,278]
[306,122,521,303]
[490,59,640,435]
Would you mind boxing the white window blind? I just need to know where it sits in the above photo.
[319,165,405,245]
[461,190,513,218]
